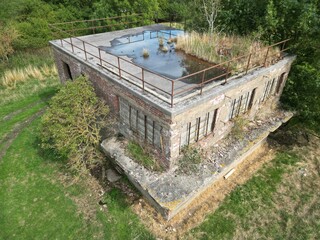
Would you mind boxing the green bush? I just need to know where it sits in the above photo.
[126,141,163,172]
[179,145,202,172]
[40,76,109,175]
[0,23,19,60]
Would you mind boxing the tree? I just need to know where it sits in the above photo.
[40,76,109,175]
[201,0,220,33]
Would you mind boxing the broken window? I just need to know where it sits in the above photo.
[276,72,286,94]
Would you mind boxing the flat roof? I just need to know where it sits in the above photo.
[50,24,292,114]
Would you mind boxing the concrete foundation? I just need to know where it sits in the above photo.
[101,110,293,220]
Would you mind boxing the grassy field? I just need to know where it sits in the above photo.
[1,49,319,240]
[0,51,154,239]
[186,144,320,239]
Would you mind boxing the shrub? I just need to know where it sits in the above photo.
[161,45,169,53]
[1,64,57,88]
[231,116,249,140]
[142,48,150,58]
[126,141,163,172]
[40,76,109,175]
[179,145,203,172]
[0,23,19,61]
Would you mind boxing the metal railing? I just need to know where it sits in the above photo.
[49,15,290,108]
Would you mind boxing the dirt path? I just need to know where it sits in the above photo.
[0,99,48,123]
[0,108,46,162]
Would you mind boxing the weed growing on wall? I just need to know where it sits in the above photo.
[231,116,249,140]
[179,145,203,172]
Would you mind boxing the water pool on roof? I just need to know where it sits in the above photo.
[102,29,215,80]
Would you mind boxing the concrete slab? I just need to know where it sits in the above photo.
[106,168,122,182]
[101,110,294,220]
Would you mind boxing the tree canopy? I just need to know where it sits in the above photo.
[1,0,319,131]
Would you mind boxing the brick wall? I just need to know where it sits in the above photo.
[52,45,295,168]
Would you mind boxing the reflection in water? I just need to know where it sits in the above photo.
[103,29,225,83]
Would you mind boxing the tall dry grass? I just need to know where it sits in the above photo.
[1,64,57,88]
[176,32,281,73]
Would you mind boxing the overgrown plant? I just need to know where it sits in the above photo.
[158,36,164,47]
[1,64,57,88]
[40,76,109,176]
[179,145,203,172]
[161,45,169,53]
[142,48,149,58]
[230,116,249,140]
[176,31,281,72]
[126,141,163,172]
[0,23,19,61]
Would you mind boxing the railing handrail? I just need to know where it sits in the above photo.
[49,13,144,26]
[50,16,291,108]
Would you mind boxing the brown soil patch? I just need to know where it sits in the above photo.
[131,142,275,239]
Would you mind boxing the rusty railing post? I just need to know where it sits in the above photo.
[142,69,145,91]
[264,47,270,67]
[171,80,174,108]
[83,41,87,60]
[72,22,75,37]
[245,53,252,74]
[117,57,121,78]
[225,61,230,84]
[200,70,205,95]
[281,40,286,51]
[98,48,102,66]
[281,40,287,59]
[60,39,63,47]
[92,20,95,34]
[70,37,74,53]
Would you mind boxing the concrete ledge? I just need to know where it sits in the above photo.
[101,110,293,220]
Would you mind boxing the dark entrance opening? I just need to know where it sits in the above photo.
[62,61,72,80]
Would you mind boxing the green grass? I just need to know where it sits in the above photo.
[98,188,154,240]
[0,48,54,76]
[127,141,163,171]
[0,77,59,107]
[0,101,46,140]
[0,70,154,240]
[0,119,93,239]
[1,49,319,240]
[0,118,154,239]
[188,150,320,239]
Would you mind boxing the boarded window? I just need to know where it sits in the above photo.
[118,98,163,149]
[261,78,276,102]
[229,90,253,120]
[180,108,219,147]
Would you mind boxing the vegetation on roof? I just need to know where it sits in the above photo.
[176,31,281,73]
